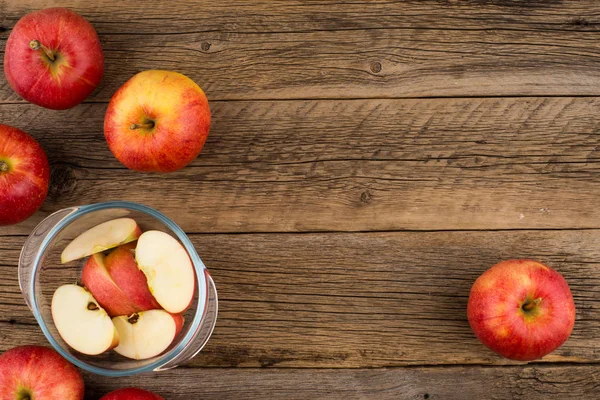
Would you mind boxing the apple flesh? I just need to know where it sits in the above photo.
[4,7,103,110]
[0,124,50,226]
[104,244,161,311]
[61,218,142,263]
[81,253,141,317]
[135,230,195,313]
[100,388,164,400]
[112,310,184,360]
[52,284,119,355]
[104,70,211,172]
[467,259,576,361]
[0,346,84,400]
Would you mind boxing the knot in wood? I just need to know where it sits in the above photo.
[370,61,382,73]
[201,42,211,51]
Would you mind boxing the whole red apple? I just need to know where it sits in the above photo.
[104,70,211,172]
[4,7,104,110]
[0,346,84,399]
[467,259,575,361]
[100,388,165,400]
[0,124,50,225]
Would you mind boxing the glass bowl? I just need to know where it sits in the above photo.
[18,201,218,377]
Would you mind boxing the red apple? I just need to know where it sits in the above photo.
[0,124,50,225]
[0,346,84,400]
[105,244,162,312]
[4,7,104,110]
[467,259,576,361]
[100,388,164,400]
[104,70,211,172]
[81,253,141,317]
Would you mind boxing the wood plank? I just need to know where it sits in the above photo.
[1,230,599,367]
[2,1,600,100]
[2,97,600,235]
[79,365,600,400]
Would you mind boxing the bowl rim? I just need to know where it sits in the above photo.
[29,201,209,376]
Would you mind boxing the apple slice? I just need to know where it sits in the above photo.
[135,231,195,313]
[112,310,184,360]
[105,244,161,311]
[51,284,119,355]
[61,218,141,263]
[81,253,140,317]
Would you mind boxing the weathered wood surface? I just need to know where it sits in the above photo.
[1,0,599,398]
[1,231,599,367]
[2,97,600,236]
[80,365,600,400]
[1,1,600,101]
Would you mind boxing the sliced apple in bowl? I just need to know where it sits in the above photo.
[112,310,184,360]
[51,284,119,355]
[104,244,161,312]
[136,231,195,314]
[61,218,141,264]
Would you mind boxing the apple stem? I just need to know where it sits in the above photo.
[0,161,8,172]
[522,297,542,312]
[130,122,155,130]
[29,40,55,61]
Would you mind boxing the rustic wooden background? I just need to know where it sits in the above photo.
[2,0,600,398]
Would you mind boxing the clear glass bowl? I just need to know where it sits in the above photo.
[18,201,218,377]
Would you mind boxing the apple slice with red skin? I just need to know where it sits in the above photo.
[135,231,195,314]
[100,388,164,400]
[52,284,119,356]
[4,7,103,110]
[467,259,576,361]
[104,244,161,311]
[81,253,141,317]
[61,218,141,263]
[0,124,50,226]
[112,310,184,360]
[0,345,84,400]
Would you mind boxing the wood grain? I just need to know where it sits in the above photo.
[1,230,599,367]
[1,1,600,100]
[2,97,600,235]
[80,365,600,400]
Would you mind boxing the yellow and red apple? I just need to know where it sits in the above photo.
[4,7,104,110]
[0,346,84,400]
[467,259,575,361]
[0,124,50,226]
[104,70,211,172]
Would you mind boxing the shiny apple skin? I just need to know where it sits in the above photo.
[467,259,575,361]
[4,7,104,110]
[104,70,211,172]
[0,124,50,226]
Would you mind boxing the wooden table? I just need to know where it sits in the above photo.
[2,1,600,398]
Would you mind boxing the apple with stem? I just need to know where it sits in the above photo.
[0,346,84,400]
[135,230,195,313]
[112,310,184,360]
[4,7,103,110]
[467,259,576,361]
[104,70,211,172]
[100,388,164,400]
[0,124,50,226]
[61,218,141,263]
[52,284,119,355]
